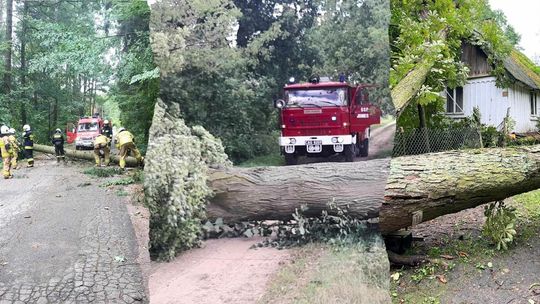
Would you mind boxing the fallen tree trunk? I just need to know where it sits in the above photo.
[381,145,540,232]
[207,145,540,233]
[206,159,390,222]
[391,30,447,115]
[45,134,540,233]
[34,144,140,167]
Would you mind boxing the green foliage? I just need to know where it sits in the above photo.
[237,152,283,167]
[152,0,391,163]
[482,201,517,251]
[202,200,378,250]
[101,177,135,187]
[391,0,515,128]
[83,167,124,178]
[111,0,158,149]
[144,101,232,261]
[0,0,156,150]
[309,0,392,113]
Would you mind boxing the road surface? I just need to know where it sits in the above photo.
[0,156,147,303]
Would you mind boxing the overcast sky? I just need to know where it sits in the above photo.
[489,0,540,62]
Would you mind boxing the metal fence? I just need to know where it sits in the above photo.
[393,127,482,157]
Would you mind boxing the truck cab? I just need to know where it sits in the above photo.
[74,116,104,150]
[276,78,381,165]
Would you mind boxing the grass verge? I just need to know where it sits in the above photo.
[238,153,284,167]
[259,240,390,304]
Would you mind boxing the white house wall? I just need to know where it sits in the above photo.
[450,76,537,132]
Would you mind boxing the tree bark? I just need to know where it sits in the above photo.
[207,145,540,232]
[391,31,447,115]
[33,144,141,167]
[381,145,540,232]
[19,0,28,125]
[206,159,390,223]
[3,0,12,95]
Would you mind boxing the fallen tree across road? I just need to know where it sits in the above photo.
[33,144,140,167]
[206,159,390,223]
[208,145,540,233]
[381,145,540,232]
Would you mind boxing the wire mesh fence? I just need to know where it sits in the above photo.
[393,127,482,157]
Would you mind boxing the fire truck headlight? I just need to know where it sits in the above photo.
[331,137,338,143]
[275,99,286,109]
[289,138,296,144]
[338,137,344,143]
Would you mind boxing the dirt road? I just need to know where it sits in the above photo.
[148,238,291,304]
[0,156,147,303]
[300,120,396,164]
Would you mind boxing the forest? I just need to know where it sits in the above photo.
[0,0,157,149]
[152,0,391,163]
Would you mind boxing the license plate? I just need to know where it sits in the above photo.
[306,140,322,153]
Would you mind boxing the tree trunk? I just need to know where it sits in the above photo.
[380,145,540,232]
[206,159,390,223]
[52,127,540,234]
[33,144,141,167]
[208,145,540,232]
[391,31,447,115]
[3,0,12,95]
[20,0,28,125]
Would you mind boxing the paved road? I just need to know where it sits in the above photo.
[0,157,147,303]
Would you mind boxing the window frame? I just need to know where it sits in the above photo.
[530,91,538,116]
[445,86,464,114]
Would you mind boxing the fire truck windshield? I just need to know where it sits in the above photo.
[285,88,347,107]
[77,122,99,132]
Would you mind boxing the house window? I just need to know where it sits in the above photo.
[530,91,538,116]
[446,87,464,114]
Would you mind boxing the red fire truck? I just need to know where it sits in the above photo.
[275,77,381,165]
[74,115,106,150]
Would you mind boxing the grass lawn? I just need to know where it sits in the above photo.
[259,237,390,304]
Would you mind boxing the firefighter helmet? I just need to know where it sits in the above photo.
[104,120,109,124]
[23,124,31,131]
[55,128,61,133]
[118,127,126,133]
[1,125,9,135]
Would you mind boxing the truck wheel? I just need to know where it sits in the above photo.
[359,139,369,157]
[343,144,355,162]
[284,153,298,165]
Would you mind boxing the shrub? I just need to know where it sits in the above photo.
[482,201,517,251]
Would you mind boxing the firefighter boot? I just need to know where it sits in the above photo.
[3,157,12,179]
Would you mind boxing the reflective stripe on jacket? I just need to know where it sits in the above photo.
[23,131,34,149]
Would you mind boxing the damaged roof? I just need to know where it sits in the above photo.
[503,49,540,90]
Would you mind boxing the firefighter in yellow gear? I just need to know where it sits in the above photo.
[0,125,14,179]
[8,128,19,169]
[115,128,143,169]
[94,134,111,167]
